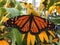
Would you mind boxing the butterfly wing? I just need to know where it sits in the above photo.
[4,15,55,35]
[30,16,55,34]
[30,20,40,34]
[4,15,30,33]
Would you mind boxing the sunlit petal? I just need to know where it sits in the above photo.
[48,30,55,38]
[56,6,60,14]
[38,31,45,42]
[48,6,56,14]
[0,40,9,45]
[27,32,35,45]
[39,31,49,43]
[30,34,35,45]
[27,32,31,45]
[43,31,49,43]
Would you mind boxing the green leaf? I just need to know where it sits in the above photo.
[0,8,6,13]
[5,8,20,18]
[57,40,60,45]
[10,0,16,7]
[11,28,22,45]
[48,0,55,9]
[55,0,60,3]
[0,35,3,39]
[0,8,6,20]
[50,19,60,25]
[22,34,27,45]
[56,30,60,34]
[7,0,16,7]
[16,2,22,11]
[0,0,6,7]
[15,2,22,14]
[11,30,16,45]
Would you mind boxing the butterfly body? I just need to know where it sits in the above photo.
[4,14,55,35]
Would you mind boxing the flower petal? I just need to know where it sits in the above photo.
[48,30,55,38]
[30,34,35,45]
[27,32,31,45]
[43,31,49,43]
[38,31,44,42]
[27,32,35,45]
[22,34,25,41]
[49,35,53,43]
[0,40,9,45]
[39,31,49,43]
[52,38,59,43]
[56,6,60,14]
[48,6,56,14]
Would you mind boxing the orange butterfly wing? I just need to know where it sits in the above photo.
[14,16,30,33]
[4,15,55,34]
[30,16,55,34]
[34,16,55,30]
[30,20,40,34]
[34,16,47,29]
[4,15,30,33]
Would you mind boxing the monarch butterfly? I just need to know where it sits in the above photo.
[4,14,55,35]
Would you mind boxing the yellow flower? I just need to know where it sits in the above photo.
[22,32,35,45]
[0,16,9,24]
[38,3,45,12]
[47,2,60,15]
[46,5,56,17]
[21,30,58,45]
[20,2,29,9]
[27,32,35,45]
[0,26,5,30]
[48,5,60,15]
[38,31,49,43]
[48,30,55,37]
[56,6,60,14]
[38,30,55,43]
[0,40,9,45]
[49,35,59,43]
[0,0,2,2]
[27,3,40,16]
[52,38,59,43]
[20,2,40,16]
[48,6,56,14]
